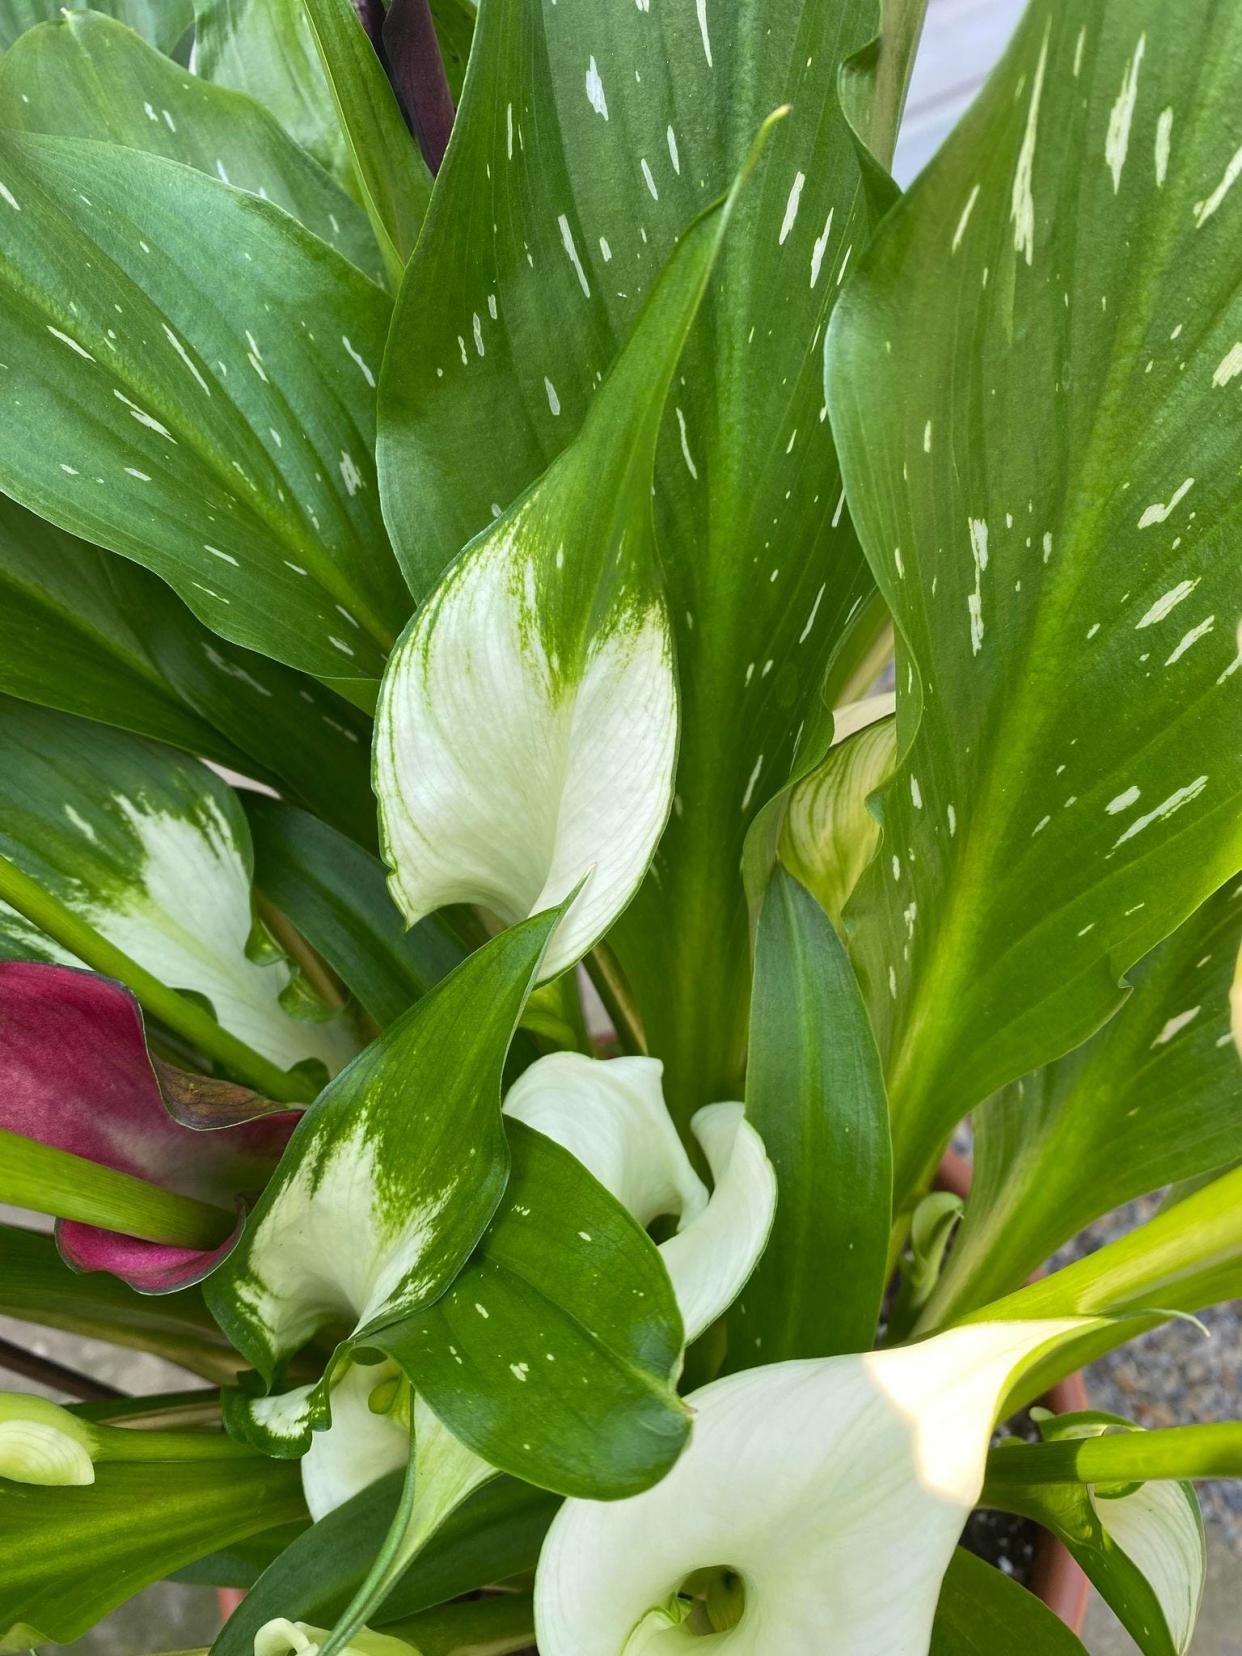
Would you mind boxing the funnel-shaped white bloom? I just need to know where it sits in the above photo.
[376,529,676,983]
[535,1320,1089,1655]
[503,1054,775,1341]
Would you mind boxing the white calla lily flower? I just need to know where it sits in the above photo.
[535,1319,1091,1656]
[503,1053,776,1341]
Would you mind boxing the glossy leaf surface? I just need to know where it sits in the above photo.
[930,880,1242,1323]
[246,799,463,1029]
[383,1119,689,1500]
[728,868,890,1366]
[0,703,358,1075]
[0,10,383,281]
[0,132,406,691]
[378,0,926,1116]
[0,0,190,53]
[930,1548,1088,1655]
[828,0,1242,1198]
[0,1457,303,1648]
[0,497,376,847]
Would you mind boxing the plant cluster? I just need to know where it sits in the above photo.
[0,1,1237,1653]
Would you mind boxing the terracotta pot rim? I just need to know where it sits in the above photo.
[935,1145,1091,1635]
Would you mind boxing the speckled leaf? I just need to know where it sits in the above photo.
[379,1120,689,1501]
[205,910,560,1396]
[0,11,384,282]
[377,0,926,1119]
[928,879,1242,1325]
[0,131,406,695]
[0,497,376,847]
[0,701,359,1076]
[301,0,431,285]
[374,167,753,981]
[245,797,464,1029]
[193,0,351,188]
[826,0,1242,1200]
[0,0,190,53]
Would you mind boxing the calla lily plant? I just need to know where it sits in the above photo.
[0,0,1238,1653]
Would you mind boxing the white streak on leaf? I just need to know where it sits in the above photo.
[1137,580,1198,629]
[967,518,989,655]
[696,0,712,68]
[585,57,608,119]
[952,184,981,254]
[1011,33,1048,265]
[1195,143,1242,227]
[1137,478,1194,527]
[557,214,591,298]
[1212,343,1242,386]
[1111,777,1208,849]
[810,209,834,287]
[1155,107,1174,186]
[1104,35,1145,194]
[46,325,94,362]
[640,159,659,201]
[1165,616,1215,664]
[1153,1007,1200,1045]
[779,172,806,246]
[1106,786,1140,815]
[675,407,698,480]
[341,336,376,388]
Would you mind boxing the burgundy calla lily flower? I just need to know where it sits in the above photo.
[0,961,297,1293]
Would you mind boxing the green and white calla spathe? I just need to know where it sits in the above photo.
[297,1052,775,1521]
[534,1319,1090,1656]
[0,702,355,1075]
[375,136,777,981]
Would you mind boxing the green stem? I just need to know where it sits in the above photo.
[0,852,315,1104]
[585,943,647,1055]
[92,1422,259,1463]
[985,1423,1242,1493]
[0,1127,233,1250]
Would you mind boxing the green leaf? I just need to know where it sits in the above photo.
[0,492,244,764]
[374,137,780,982]
[0,1456,304,1648]
[0,701,358,1078]
[0,0,190,53]
[246,798,463,1029]
[0,1223,242,1385]
[970,1161,1242,1405]
[211,1472,557,1654]
[826,0,1242,1202]
[0,9,385,282]
[379,1119,690,1500]
[301,0,431,285]
[382,1596,534,1656]
[0,131,407,693]
[428,0,474,103]
[930,1548,1088,1656]
[983,1417,1206,1656]
[377,0,925,1122]
[928,879,1242,1325]
[206,908,562,1398]
[0,496,377,848]
[193,0,352,188]
[726,868,890,1365]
